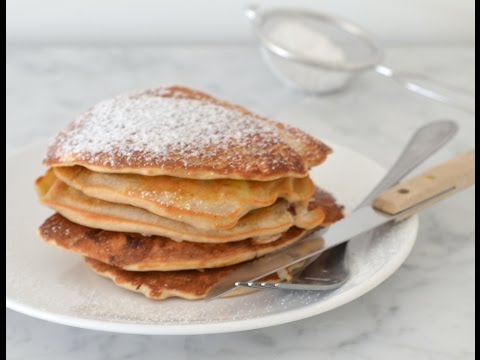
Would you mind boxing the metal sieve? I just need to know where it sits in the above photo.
[247,6,474,113]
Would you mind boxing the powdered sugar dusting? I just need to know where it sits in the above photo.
[45,87,330,179]
[49,90,277,167]
[82,95,276,159]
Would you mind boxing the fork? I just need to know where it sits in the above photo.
[236,120,458,291]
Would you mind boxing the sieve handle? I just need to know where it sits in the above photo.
[375,65,475,114]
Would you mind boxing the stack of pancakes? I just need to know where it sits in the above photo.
[35,86,343,300]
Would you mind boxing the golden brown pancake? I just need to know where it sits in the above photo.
[39,214,312,271]
[53,165,315,230]
[44,86,331,181]
[307,187,345,226]
[36,172,334,243]
[85,257,305,300]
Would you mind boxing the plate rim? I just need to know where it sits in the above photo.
[6,140,419,335]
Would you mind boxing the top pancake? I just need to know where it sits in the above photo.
[44,86,331,181]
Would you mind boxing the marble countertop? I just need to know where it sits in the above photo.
[6,46,475,360]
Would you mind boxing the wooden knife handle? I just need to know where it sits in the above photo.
[373,150,475,216]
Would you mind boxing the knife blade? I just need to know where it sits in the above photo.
[205,150,475,301]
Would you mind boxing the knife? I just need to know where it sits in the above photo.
[205,150,475,301]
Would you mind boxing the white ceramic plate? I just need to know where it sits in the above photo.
[6,141,418,335]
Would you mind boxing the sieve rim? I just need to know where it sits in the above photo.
[248,7,383,72]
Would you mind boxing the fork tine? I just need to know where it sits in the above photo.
[235,281,278,289]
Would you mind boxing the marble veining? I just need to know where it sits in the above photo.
[6,45,475,360]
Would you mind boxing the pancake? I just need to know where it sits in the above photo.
[85,257,305,300]
[53,165,315,230]
[36,172,334,243]
[39,214,311,271]
[44,86,331,181]
[306,187,345,226]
